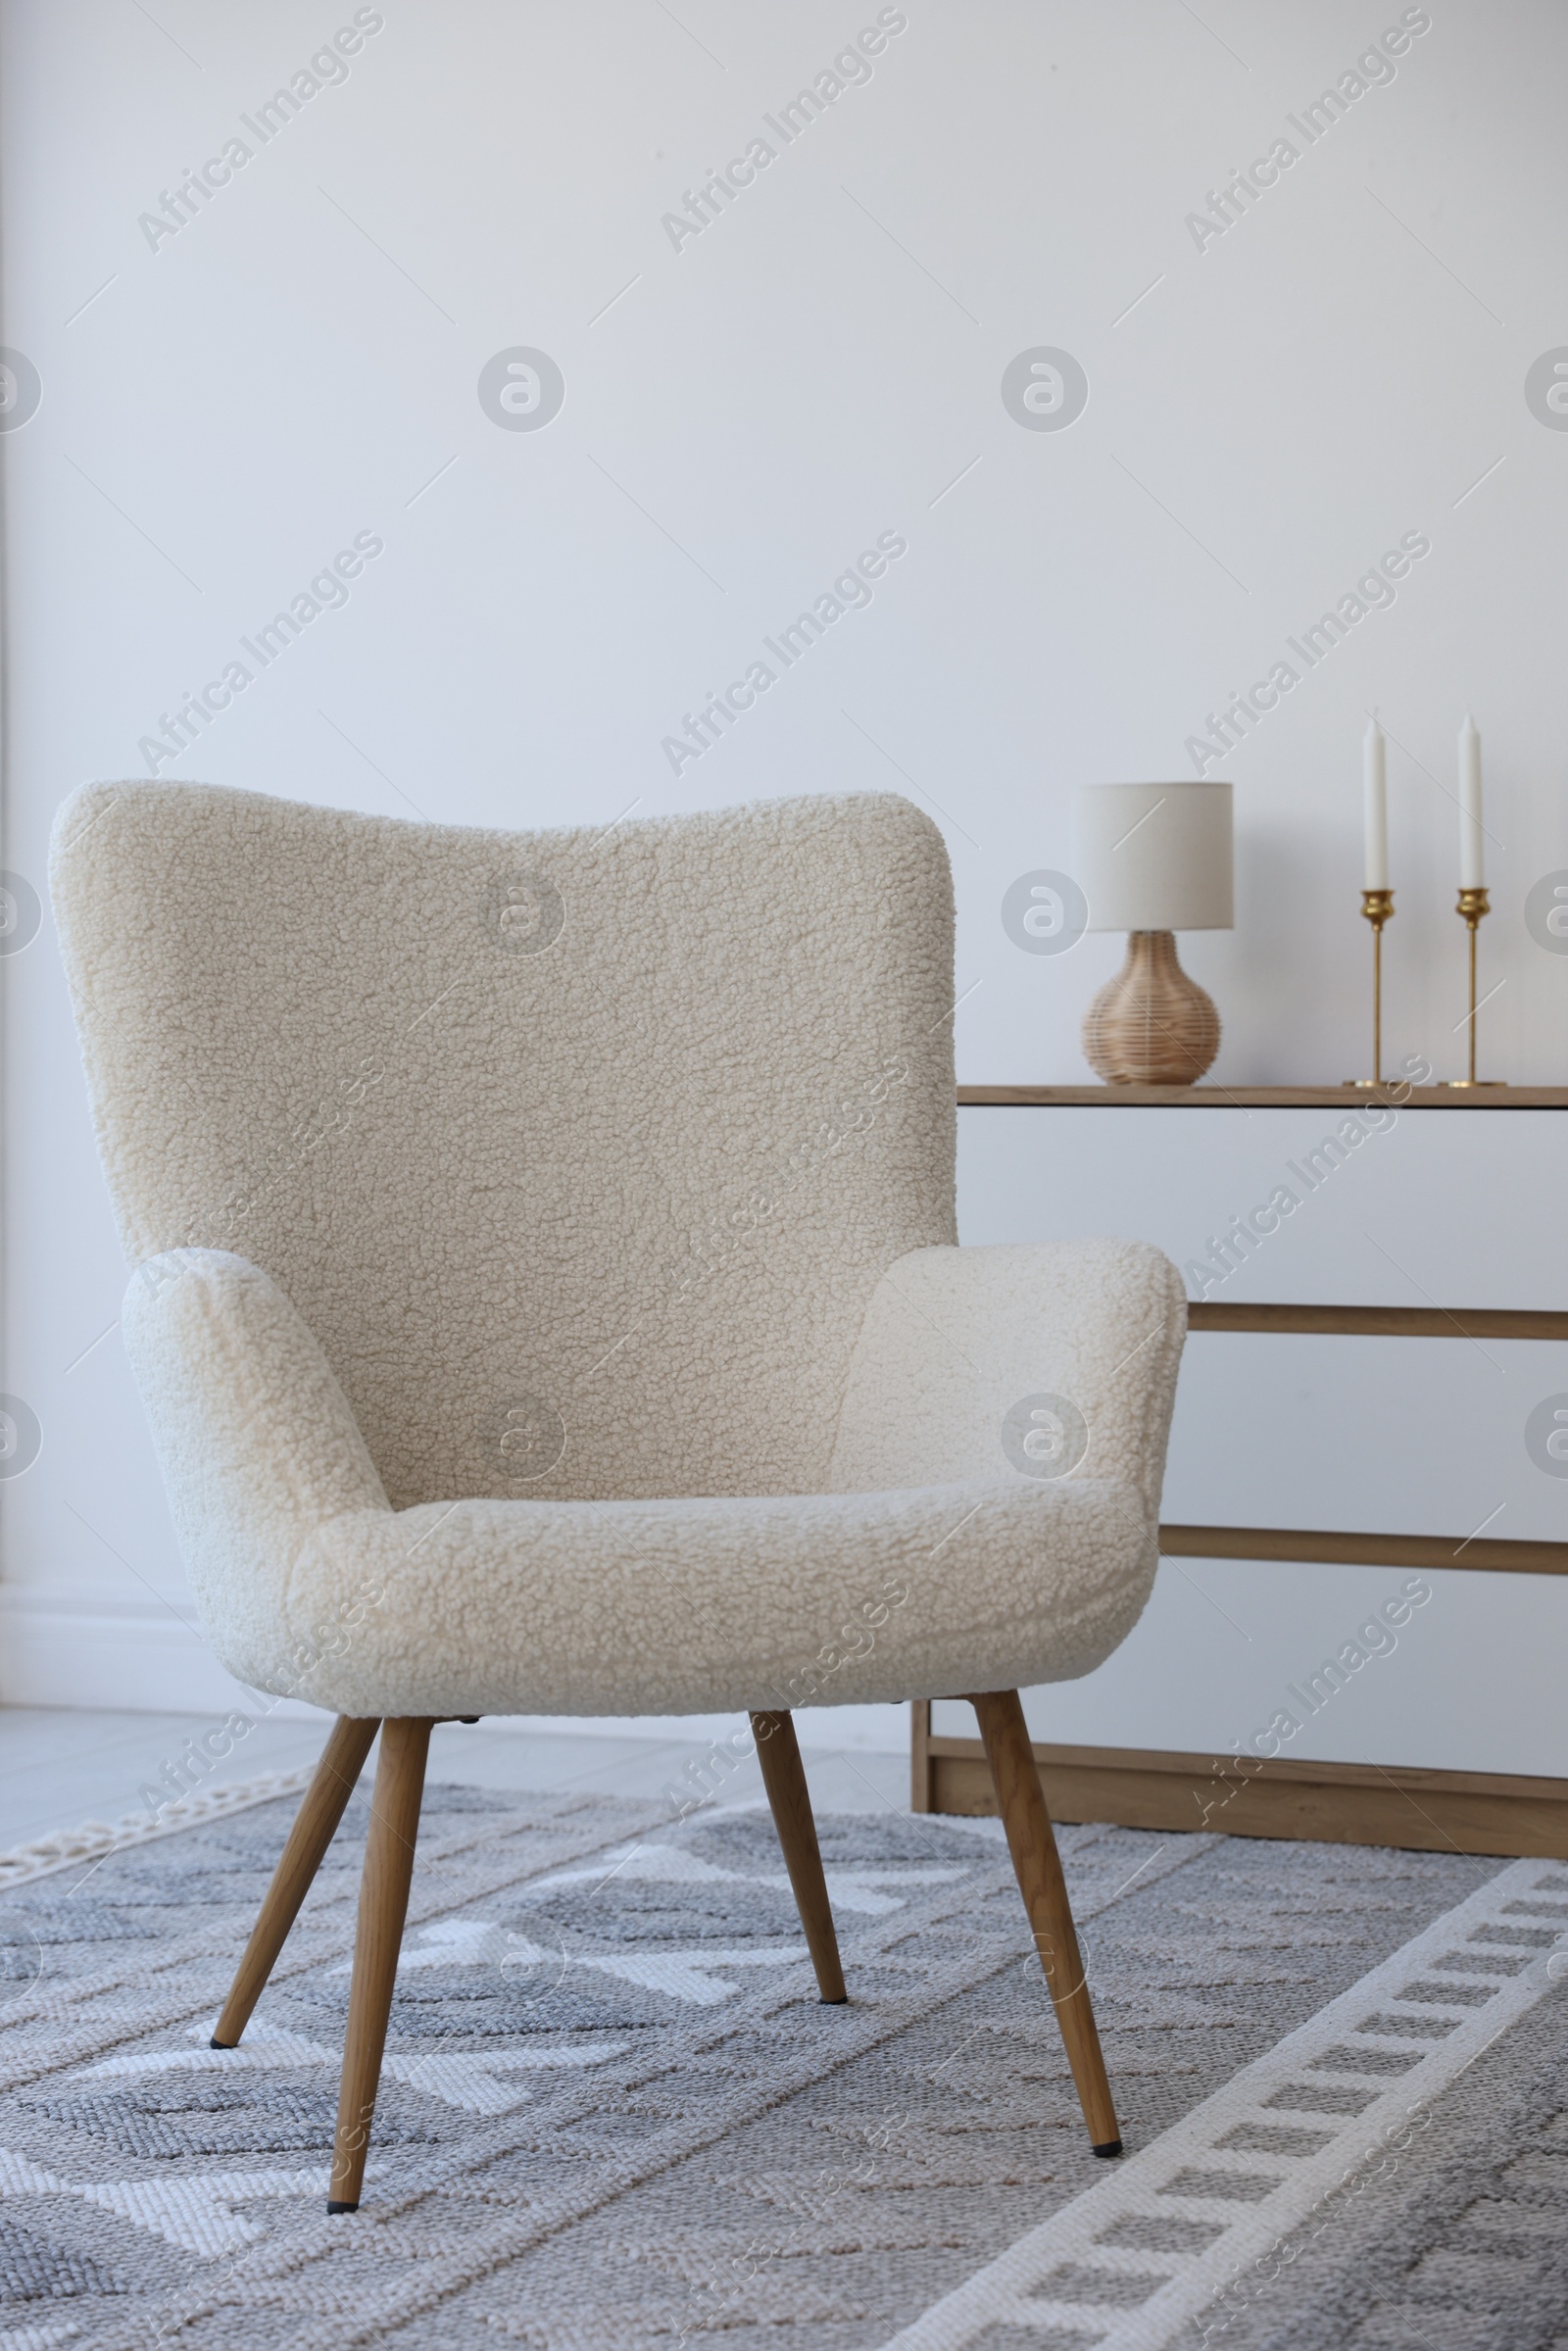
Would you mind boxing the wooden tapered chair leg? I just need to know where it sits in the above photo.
[212,1715,380,2049]
[750,1710,847,2003]
[967,1690,1122,2157]
[328,1717,434,2213]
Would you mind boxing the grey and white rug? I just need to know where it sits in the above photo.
[1,1774,1565,2348]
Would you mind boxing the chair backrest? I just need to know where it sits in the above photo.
[51,782,956,1508]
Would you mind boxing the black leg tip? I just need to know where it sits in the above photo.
[209,2037,234,2050]
[819,1993,850,2005]
[1093,2138,1124,2159]
[326,2200,359,2215]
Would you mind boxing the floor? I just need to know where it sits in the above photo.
[0,1705,912,1852]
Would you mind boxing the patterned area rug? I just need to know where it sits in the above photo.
[1,1776,1566,2348]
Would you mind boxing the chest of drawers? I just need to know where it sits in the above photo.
[918,1087,1568,1855]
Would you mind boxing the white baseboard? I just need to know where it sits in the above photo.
[0,1592,910,1754]
[0,1588,319,1718]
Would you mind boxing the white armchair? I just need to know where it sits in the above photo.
[52,779,1185,2209]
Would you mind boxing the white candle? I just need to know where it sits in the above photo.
[1459,713,1484,888]
[1362,711,1388,890]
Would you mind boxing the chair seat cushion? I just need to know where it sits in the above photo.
[276,1474,1157,1718]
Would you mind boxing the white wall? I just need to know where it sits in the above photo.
[3,0,1566,1735]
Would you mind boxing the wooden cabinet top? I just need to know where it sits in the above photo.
[957,1085,1568,1109]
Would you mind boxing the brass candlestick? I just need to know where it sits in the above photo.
[1443,885,1504,1087]
[1346,887,1394,1088]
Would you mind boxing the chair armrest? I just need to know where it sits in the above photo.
[828,1240,1186,1514]
[122,1249,390,1693]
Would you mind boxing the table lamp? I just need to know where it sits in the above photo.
[1074,780,1233,1085]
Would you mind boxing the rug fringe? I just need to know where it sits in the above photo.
[0,1765,318,1889]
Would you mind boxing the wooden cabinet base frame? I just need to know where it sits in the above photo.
[910,1706,1568,1858]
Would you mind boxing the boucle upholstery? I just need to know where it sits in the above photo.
[51,780,1186,1717]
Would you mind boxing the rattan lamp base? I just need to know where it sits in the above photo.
[1082,929,1220,1086]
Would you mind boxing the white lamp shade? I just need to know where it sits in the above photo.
[1074,781,1234,932]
